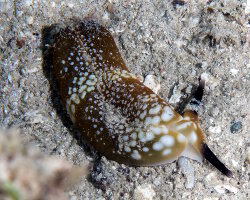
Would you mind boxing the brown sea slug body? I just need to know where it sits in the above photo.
[53,22,232,177]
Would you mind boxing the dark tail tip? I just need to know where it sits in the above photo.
[194,78,205,102]
[190,78,205,110]
[201,143,233,178]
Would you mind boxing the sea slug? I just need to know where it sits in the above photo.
[53,22,232,177]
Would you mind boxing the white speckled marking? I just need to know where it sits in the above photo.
[68,87,72,95]
[123,135,129,141]
[144,117,152,126]
[149,105,161,115]
[130,132,137,140]
[71,94,80,104]
[162,149,171,156]
[175,121,193,131]
[129,141,137,147]
[142,147,149,152]
[151,127,162,135]
[139,110,147,120]
[79,85,87,94]
[87,86,95,92]
[177,134,186,143]
[131,150,141,160]
[160,125,168,134]
[188,131,197,143]
[54,24,211,168]
[138,131,146,142]
[152,142,164,151]
[71,104,75,114]
[160,135,175,147]
[78,77,86,85]
[145,132,154,141]
[161,106,174,121]
[151,116,160,125]
[124,146,131,152]
[80,91,86,99]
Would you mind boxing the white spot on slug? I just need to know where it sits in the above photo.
[131,150,141,160]
[70,94,80,104]
[151,127,162,135]
[142,147,149,152]
[177,134,186,143]
[68,87,72,95]
[72,77,78,84]
[79,85,87,94]
[130,132,137,140]
[149,105,161,115]
[160,135,175,147]
[80,91,86,99]
[87,86,95,92]
[71,104,75,114]
[188,131,197,143]
[124,146,131,152]
[151,116,160,125]
[152,142,163,151]
[78,77,86,85]
[139,110,147,120]
[123,135,129,141]
[160,125,168,134]
[145,132,154,141]
[162,149,171,156]
[175,121,193,131]
[129,141,137,147]
[161,106,174,121]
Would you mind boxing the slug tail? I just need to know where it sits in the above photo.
[201,143,233,178]
[182,109,233,177]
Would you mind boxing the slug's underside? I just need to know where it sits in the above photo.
[53,21,232,177]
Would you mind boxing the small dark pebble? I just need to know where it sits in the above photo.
[16,38,25,48]
[32,32,39,36]
[90,171,111,191]
[173,0,185,8]
[118,166,130,174]
[92,162,102,173]
[163,10,169,22]
[195,63,202,68]
[230,121,242,133]
[92,176,111,191]
[207,7,214,14]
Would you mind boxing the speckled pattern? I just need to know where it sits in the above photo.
[0,0,249,199]
[53,22,208,167]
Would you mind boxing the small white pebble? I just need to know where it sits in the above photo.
[178,157,195,189]
[24,0,33,6]
[205,172,217,183]
[200,72,209,83]
[137,75,144,82]
[26,15,34,24]
[51,1,56,7]
[143,75,160,94]
[213,184,238,194]
[245,0,250,14]
[231,159,238,167]
[208,126,221,134]
[134,184,156,200]
[189,16,200,27]
[230,68,239,76]
[203,198,219,200]
[169,86,182,104]
[68,2,74,8]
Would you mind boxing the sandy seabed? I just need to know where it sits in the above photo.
[0,0,249,199]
